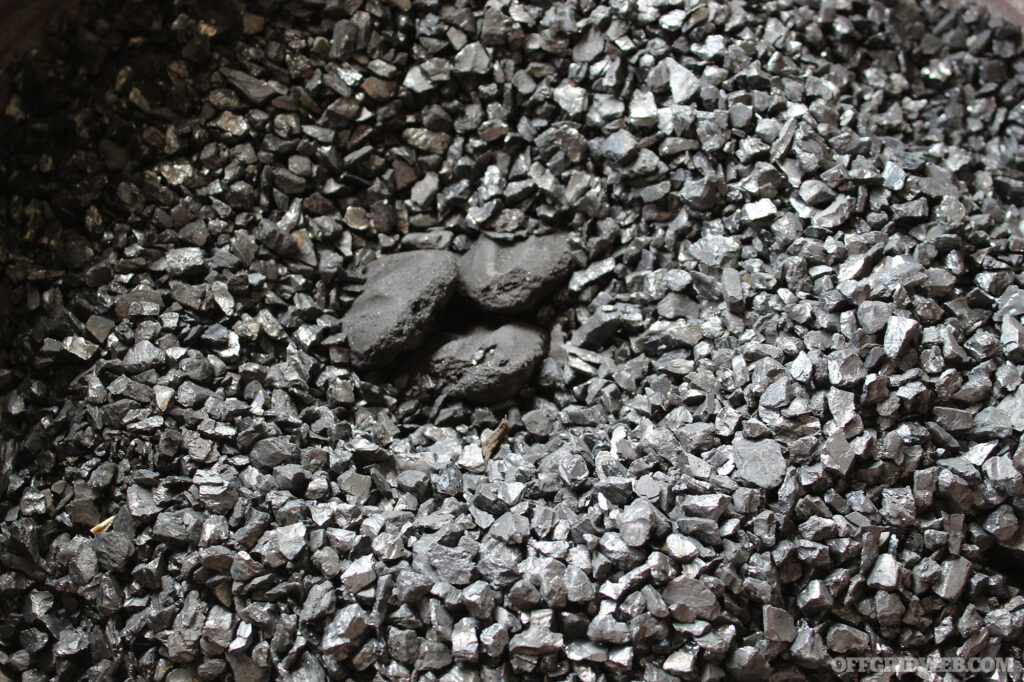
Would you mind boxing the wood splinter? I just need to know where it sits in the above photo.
[90,514,117,536]
[481,415,510,463]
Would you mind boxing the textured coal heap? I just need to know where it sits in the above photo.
[2,0,1024,681]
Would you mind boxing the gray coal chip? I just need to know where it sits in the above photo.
[124,340,166,374]
[114,290,164,318]
[732,436,787,489]
[602,129,639,165]
[827,349,867,387]
[663,577,720,622]
[249,437,296,469]
[762,605,796,642]
[221,67,282,102]
[883,316,922,359]
[93,532,134,573]
[321,604,369,655]
[54,628,89,657]
[163,247,207,276]
[454,42,491,74]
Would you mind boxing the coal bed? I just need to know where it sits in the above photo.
[2,0,1024,680]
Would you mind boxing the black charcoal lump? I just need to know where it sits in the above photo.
[457,234,572,313]
[342,250,457,368]
[430,324,545,403]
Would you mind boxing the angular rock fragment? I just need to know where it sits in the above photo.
[322,604,369,658]
[54,628,89,657]
[85,315,115,343]
[222,67,282,102]
[934,557,971,601]
[821,430,855,476]
[250,437,295,469]
[856,301,891,335]
[827,349,866,387]
[162,247,207,276]
[115,289,164,318]
[663,577,720,622]
[726,647,772,682]
[508,627,564,655]
[763,606,796,642]
[60,340,99,369]
[124,340,165,374]
[732,437,787,489]
[602,129,638,165]
[883,316,922,359]
[454,43,490,74]
[933,406,973,432]
[553,82,587,116]
[867,553,899,590]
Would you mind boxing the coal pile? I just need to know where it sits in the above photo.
[2,0,1024,680]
